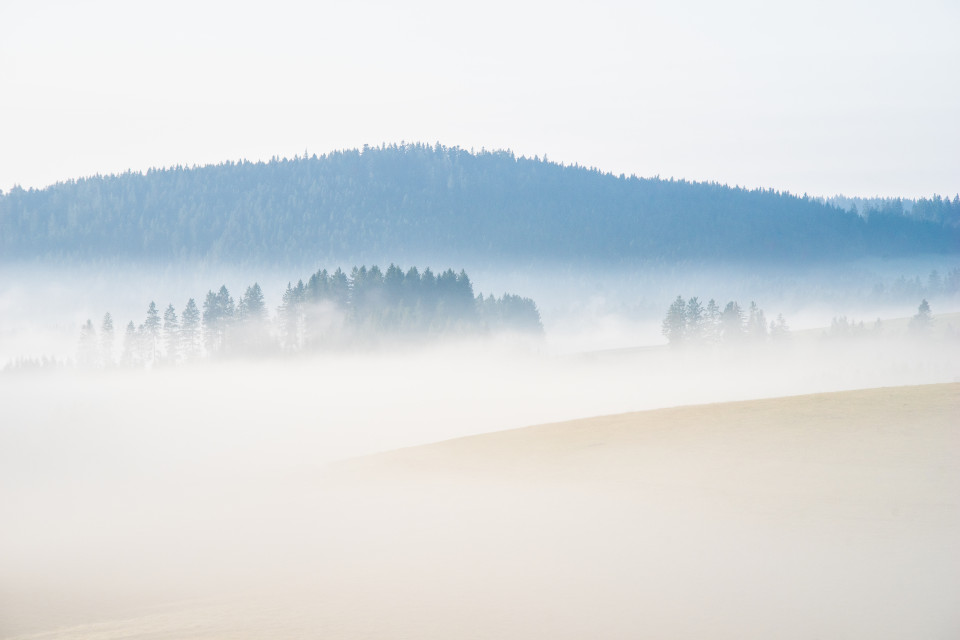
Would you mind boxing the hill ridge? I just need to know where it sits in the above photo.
[2,143,956,266]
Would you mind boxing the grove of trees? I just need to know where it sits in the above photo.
[662,296,788,347]
[72,264,543,368]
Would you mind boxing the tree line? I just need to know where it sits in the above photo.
[3,143,957,267]
[74,264,542,368]
[661,296,789,347]
[870,268,960,304]
[661,296,943,348]
[822,299,940,340]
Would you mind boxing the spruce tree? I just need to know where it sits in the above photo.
[121,321,137,367]
[747,302,768,342]
[180,298,201,361]
[202,290,219,354]
[278,282,305,352]
[143,302,161,365]
[662,296,687,346]
[909,299,933,335]
[721,301,745,343]
[100,312,115,367]
[238,283,268,353]
[770,314,790,341]
[163,304,180,364]
[214,285,235,353]
[330,267,349,308]
[705,299,721,343]
[685,297,704,345]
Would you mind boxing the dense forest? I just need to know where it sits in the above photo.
[2,144,957,266]
[57,264,542,369]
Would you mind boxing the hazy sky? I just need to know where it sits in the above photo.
[2,0,958,198]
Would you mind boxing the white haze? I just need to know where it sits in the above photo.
[3,339,960,620]
[1,262,959,638]
[2,256,958,363]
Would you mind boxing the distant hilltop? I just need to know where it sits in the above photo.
[1,143,957,266]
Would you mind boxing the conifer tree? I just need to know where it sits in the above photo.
[180,298,201,361]
[705,299,721,343]
[100,312,115,367]
[201,287,234,356]
[163,304,180,364]
[330,267,350,308]
[747,302,768,341]
[237,283,268,353]
[215,285,235,352]
[278,281,305,351]
[770,314,790,341]
[202,290,220,354]
[662,296,687,346]
[136,323,147,364]
[420,267,438,320]
[685,297,705,345]
[121,321,137,367]
[143,302,161,365]
[721,301,745,343]
[384,264,405,306]
[909,299,933,335]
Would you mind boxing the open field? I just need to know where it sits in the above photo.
[3,382,958,639]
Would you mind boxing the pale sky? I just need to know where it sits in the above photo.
[1,0,958,198]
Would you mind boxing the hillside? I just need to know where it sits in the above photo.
[4,383,957,639]
[2,144,957,266]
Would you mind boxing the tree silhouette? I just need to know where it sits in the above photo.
[100,313,115,367]
[662,296,687,346]
[909,299,933,335]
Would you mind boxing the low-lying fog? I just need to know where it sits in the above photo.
[2,260,959,638]
[2,256,959,360]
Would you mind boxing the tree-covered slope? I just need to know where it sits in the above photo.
[1,143,956,265]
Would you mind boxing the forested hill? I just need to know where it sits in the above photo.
[1,143,957,266]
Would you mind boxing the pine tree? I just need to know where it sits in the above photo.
[747,301,768,342]
[237,283,268,353]
[685,297,704,345]
[136,323,147,365]
[143,302,161,365]
[330,267,350,308]
[100,312,115,367]
[215,285,235,353]
[420,267,438,322]
[909,299,933,335]
[278,281,305,352]
[721,301,745,343]
[180,298,201,361]
[769,313,790,341]
[163,304,180,364]
[705,299,721,343]
[384,263,405,307]
[454,269,477,324]
[662,295,687,346]
[121,321,137,367]
[202,290,220,355]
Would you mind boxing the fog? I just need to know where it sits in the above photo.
[2,256,958,362]
[2,262,959,638]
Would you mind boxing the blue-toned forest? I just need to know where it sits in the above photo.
[3,143,957,266]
